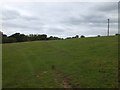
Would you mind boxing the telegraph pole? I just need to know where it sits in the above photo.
[107,19,110,36]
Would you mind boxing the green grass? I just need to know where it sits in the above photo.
[2,36,118,88]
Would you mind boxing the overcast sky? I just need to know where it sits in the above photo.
[1,1,118,38]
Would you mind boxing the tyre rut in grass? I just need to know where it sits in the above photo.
[52,65,80,88]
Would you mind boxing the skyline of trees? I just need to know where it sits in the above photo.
[1,32,82,43]
[1,32,63,43]
[1,31,119,44]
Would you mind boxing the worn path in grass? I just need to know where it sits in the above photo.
[50,64,80,88]
[53,70,72,88]
[32,69,73,88]
[44,42,80,88]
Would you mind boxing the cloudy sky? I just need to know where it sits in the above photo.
[1,1,118,38]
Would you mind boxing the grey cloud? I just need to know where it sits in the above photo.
[2,8,40,21]
[83,14,107,23]
[95,2,118,12]
[21,15,40,21]
[62,14,107,26]
[2,9,20,20]
[2,8,44,32]
[47,27,64,34]
[61,3,118,27]
[3,20,44,30]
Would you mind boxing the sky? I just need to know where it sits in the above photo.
[1,0,119,38]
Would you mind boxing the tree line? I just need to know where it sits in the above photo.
[0,31,86,43]
[1,33,63,43]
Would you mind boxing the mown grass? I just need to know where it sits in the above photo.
[2,36,118,88]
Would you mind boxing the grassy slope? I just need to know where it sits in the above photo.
[2,36,118,88]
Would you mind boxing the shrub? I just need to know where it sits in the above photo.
[115,33,120,36]
[81,35,85,38]
[98,35,100,37]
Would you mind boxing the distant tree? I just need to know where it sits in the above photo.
[97,35,100,37]
[39,34,47,40]
[9,33,28,42]
[61,38,64,40]
[29,34,36,41]
[2,33,11,43]
[81,35,85,38]
[9,33,20,42]
[53,37,61,40]
[7,37,17,43]
[115,33,120,36]
[19,34,28,42]
[2,36,16,43]
[48,36,54,40]
[2,34,7,37]
[66,37,72,39]
[47,36,61,40]
[0,31,2,43]
[72,36,75,39]
[71,35,79,39]
[75,35,79,38]
[27,34,47,41]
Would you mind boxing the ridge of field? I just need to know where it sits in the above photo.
[2,36,118,88]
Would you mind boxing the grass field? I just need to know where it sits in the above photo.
[2,36,118,88]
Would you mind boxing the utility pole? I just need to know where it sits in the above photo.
[107,19,110,36]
